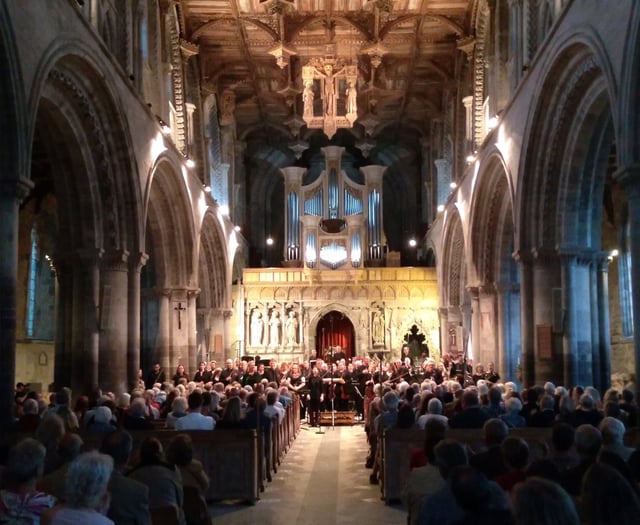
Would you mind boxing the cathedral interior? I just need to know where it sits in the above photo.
[1,0,640,425]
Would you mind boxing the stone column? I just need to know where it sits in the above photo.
[514,250,534,387]
[594,253,611,392]
[507,0,524,90]
[187,288,199,374]
[434,159,451,208]
[223,308,234,360]
[466,286,480,363]
[53,255,73,390]
[128,252,148,391]
[561,250,596,387]
[614,165,640,396]
[0,178,32,426]
[438,307,448,359]
[99,249,129,395]
[74,248,103,395]
[156,288,171,371]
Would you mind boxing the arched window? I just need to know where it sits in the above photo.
[26,228,38,338]
[25,227,56,341]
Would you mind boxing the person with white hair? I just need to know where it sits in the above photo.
[416,398,449,430]
[599,416,634,461]
[43,450,115,524]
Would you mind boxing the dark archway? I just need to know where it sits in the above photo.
[316,311,355,362]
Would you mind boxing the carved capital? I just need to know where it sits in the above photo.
[0,178,33,204]
[102,249,130,272]
[129,252,149,273]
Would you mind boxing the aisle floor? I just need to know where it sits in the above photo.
[209,422,406,525]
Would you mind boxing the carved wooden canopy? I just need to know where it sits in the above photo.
[179,0,473,141]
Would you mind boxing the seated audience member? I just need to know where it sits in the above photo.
[17,398,42,433]
[166,434,210,497]
[0,438,56,522]
[175,391,215,431]
[469,418,509,480]
[619,388,638,427]
[580,462,640,525]
[560,424,602,496]
[100,430,151,525]
[495,437,529,491]
[263,389,285,424]
[43,389,79,433]
[449,465,512,525]
[403,419,448,525]
[42,450,114,525]
[416,398,448,430]
[85,406,117,433]
[128,437,185,525]
[598,416,634,462]
[38,433,84,501]
[123,398,154,430]
[572,393,603,427]
[166,396,188,429]
[35,414,66,475]
[529,394,557,427]
[500,397,526,428]
[215,396,248,430]
[449,390,491,429]
[547,422,578,472]
[415,439,470,525]
[511,477,579,525]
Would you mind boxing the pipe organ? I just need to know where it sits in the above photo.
[281,146,386,270]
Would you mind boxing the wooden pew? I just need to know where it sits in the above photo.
[81,429,260,504]
[380,427,554,504]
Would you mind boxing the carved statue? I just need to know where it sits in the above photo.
[346,80,357,114]
[285,311,299,345]
[303,81,314,116]
[269,310,281,346]
[372,309,385,345]
[250,309,264,346]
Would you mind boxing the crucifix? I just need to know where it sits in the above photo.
[174,302,186,330]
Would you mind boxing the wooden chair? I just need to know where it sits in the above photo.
[150,505,180,525]
[182,485,211,525]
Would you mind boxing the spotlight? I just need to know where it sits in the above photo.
[266,237,274,246]
[450,182,457,189]
[185,159,195,169]
[437,204,445,213]
[409,238,417,247]
[204,185,211,193]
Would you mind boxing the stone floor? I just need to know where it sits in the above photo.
[209,421,406,524]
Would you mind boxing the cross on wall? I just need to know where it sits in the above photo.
[174,302,186,330]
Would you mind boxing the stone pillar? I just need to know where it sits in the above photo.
[187,289,199,374]
[594,253,612,392]
[0,178,32,427]
[613,165,640,396]
[99,250,130,395]
[53,255,73,390]
[223,309,234,359]
[211,308,226,361]
[559,252,578,388]
[434,159,451,208]
[438,307,448,360]
[156,288,171,371]
[128,252,148,391]
[507,0,524,90]
[514,250,534,387]
[74,248,103,395]
[467,286,480,363]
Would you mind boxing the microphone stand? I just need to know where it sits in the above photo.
[316,327,325,435]
[330,314,335,430]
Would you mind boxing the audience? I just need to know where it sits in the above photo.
[42,450,114,525]
[100,430,152,525]
[0,438,56,523]
[511,477,579,525]
[127,437,185,525]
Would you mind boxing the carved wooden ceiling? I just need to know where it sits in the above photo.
[179,0,475,141]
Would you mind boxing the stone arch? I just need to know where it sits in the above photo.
[308,303,358,358]
[145,157,195,288]
[469,152,515,284]
[469,151,519,379]
[619,3,640,166]
[517,34,619,388]
[0,1,29,425]
[198,211,229,310]
[441,209,466,308]
[518,38,617,252]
